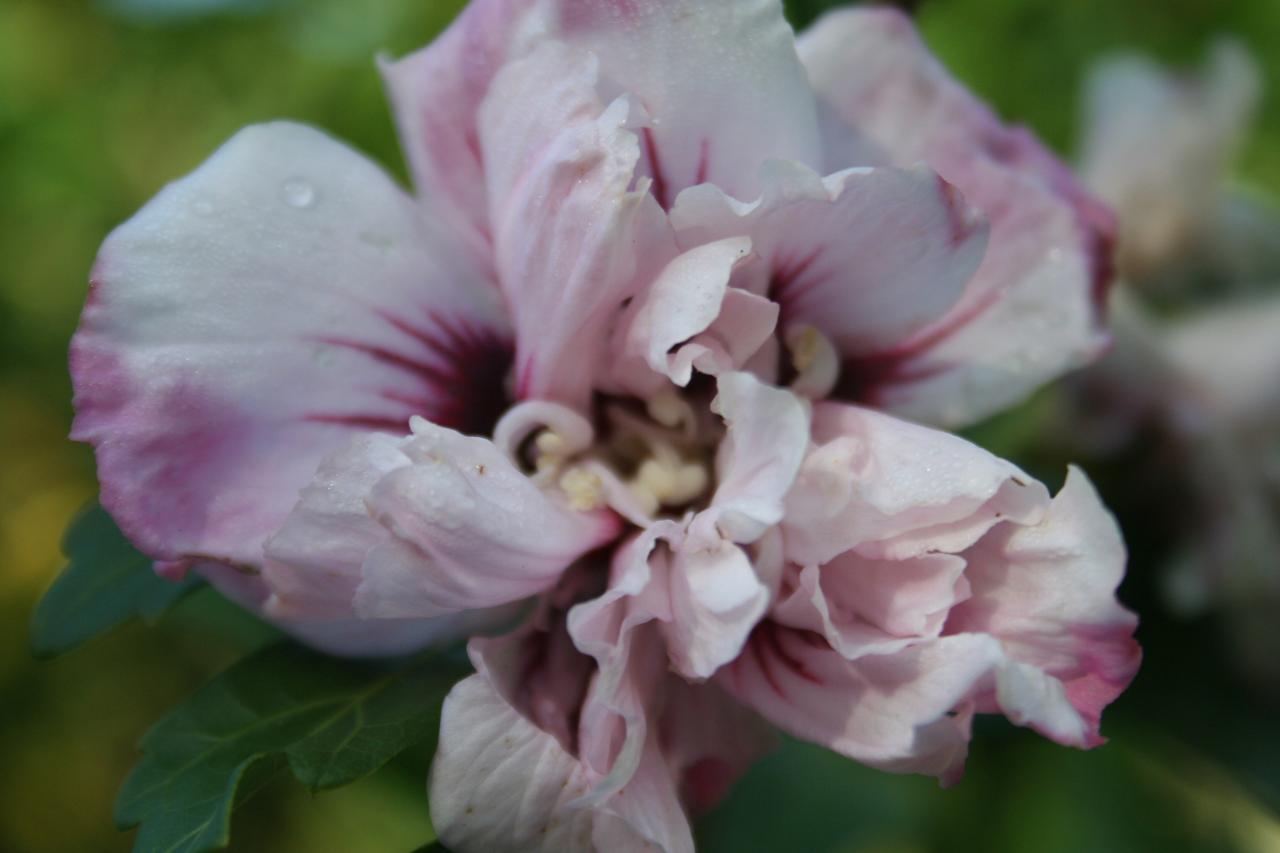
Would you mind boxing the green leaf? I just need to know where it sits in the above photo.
[117,642,467,853]
[30,501,202,658]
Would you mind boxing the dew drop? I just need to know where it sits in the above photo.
[280,178,318,209]
[192,198,214,216]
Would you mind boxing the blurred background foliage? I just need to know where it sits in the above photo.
[1,0,1278,850]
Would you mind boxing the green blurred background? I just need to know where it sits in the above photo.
[2,0,1278,850]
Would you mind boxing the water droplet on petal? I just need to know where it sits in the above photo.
[280,178,317,209]
[192,198,214,215]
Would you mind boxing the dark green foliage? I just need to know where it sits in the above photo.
[116,642,466,853]
[30,502,202,658]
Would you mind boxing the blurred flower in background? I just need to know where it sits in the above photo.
[4,0,1280,851]
[1080,40,1269,290]
[1061,39,1280,693]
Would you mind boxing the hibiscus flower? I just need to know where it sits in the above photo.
[70,2,1139,850]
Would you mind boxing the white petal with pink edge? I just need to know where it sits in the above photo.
[798,7,1115,426]
[70,122,513,653]
[720,628,1003,782]
[783,402,1048,568]
[479,40,671,407]
[553,0,823,206]
[670,160,989,359]
[610,236,774,396]
[379,0,549,255]
[948,466,1141,745]
[350,417,621,618]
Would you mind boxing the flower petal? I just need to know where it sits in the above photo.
[567,529,675,793]
[798,8,1115,426]
[665,524,770,680]
[709,371,811,543]
[612,236,772,394]
[263,432,408,620]
[946,467,1141,746]
[379,0,541,254]
[720,627,1004,781]
[638,373,808,678]
[556,0,823,206]
[191,558,475,657]
[771,549,975,667]
[568,535,774,806]
[262,432,520,644]
[659,678,776,816]
[348,418,621,617]
[479,40,671,406]
[70,122,510,628]
[671,160,988,358]
[783,402,1048,568]
[429,673,693,853]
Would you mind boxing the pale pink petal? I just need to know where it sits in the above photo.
[614,372,809,678]
[263,433,409,619]
[819,552,970,640]
[659,678,776,815]
[569,518,765,698]
[612,237,774,394]
[261,432,519,648]
[429,674,693,853]
[947,467,1141,746]
[470,578,602,757]
[555,0,823,206]
[451,581,693,852]
[429,674,597,852]
[378,0,544,254]
[383,0,822,234]
[991,660,1092,749]
[69,122,511,624]
[665,521,770,679]
[192,559,480,658]
[770,564,917,660]
[783,402,1048,568]
[479,40,670,406]
[587,734,695,853]
[351,418,620,617]
[720,627,1005,782]
[568,537,774,811]
[769,552,972,664]
[568,528,676,792]
[676,287,780,384]
[670,160,988,357]
[798,8,1115,426]
[709,371,811,543]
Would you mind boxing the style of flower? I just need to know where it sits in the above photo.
[70,2,1140,850]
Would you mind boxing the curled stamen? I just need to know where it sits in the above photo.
[785,325,839,399]
[493,400,595,471]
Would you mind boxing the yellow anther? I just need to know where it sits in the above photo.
[559,466,605,512]
[534,430,569,472]
[786,324,839,399]
[646,389,695,430]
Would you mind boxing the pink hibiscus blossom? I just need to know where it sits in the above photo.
[71,1,1139,850]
